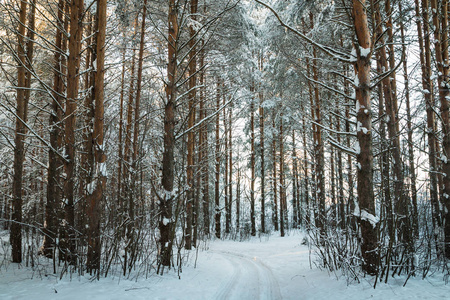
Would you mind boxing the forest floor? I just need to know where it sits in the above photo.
[0,230,449,299]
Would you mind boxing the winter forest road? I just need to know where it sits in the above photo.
[2,232,449,300]
[211,250,282,300]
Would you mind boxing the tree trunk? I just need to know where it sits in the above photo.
[62,0,84,264]
[117,35,126,230]
[236,159,241,235]
[41,0,65,259]
[86,0,107,274]
[224,90,229,235]
[309,13,325,234]
[259,54,266,233]
[272,116,278,231]
[11,0,28,263]
[399,0,418,238]
[214,77,221,239]
[292,130,299,228]
[279,108,286,237]
[123,20,138,250]
[185,0,198,249]
[250,94,256,236]
[199,43,210,236]
[416,0,440,237]
[228,103,233,234]
[430,0,450,258]
[353,0,378,275]
[159,0,178,268]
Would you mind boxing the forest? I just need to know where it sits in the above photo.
[0,0,450,296]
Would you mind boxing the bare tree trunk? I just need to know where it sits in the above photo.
[272,116,278,231]
[41,0,65,259]
[123,20,138,252]
[292,130,299,228]
[344,65,355,228]
[399,0,418,238]
[430,0,450,258]
[236,158,241,235]
[117,36,126,230]
[214,77,221,239]
[78,12,94,243]
[353,0,378,275]
[310,13,325,234]
[374,0,404,252]
[301,101,310,228]
[199,44,210,236]
[329,114,336,224]
[86,0,107,274]
[62,0,84,264]
[250,95,256,236]
[224,90,229,235]
[185,0,198,249]
[335,93,345,229]
[131,0,147,218]
[259,54,266,233]
[159,0,178,268]
[303,19,318,228]
[416,0,441,240]
[11,0,29,263]
[279,109,286,237]
[227,103,233,234]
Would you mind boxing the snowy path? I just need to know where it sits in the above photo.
[212,250,282,300]
[1,231,450,299]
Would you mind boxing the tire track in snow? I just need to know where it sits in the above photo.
[213,252,242,300]
[211,250,282,300]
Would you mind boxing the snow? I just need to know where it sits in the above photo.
[359,46,370,57]
[86,181,96,195]
[350,48,357,62]
[163,217,171,226]
[360,209,379,228]
[354,74,359,87]
[99,162,107,176]
[353,142,360,155]
[0,232,449,300]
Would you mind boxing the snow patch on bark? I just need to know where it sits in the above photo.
[360,210,379,228]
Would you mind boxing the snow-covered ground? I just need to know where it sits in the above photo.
[1,231,448,299]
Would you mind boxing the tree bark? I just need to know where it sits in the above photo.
[279,108,286,237]
[41,0,66,259]
[430,0,450,258]
[214,77,221,239]
[86,0,107,274]
[353,0,378,275]
[259,53,266,233]
[199,42,210,236]
[159,0,178,268]
[272,115,278,231]
[309,13,325,234]
[250,93,256,236]
[228,104,233,235]
[61,0,84,264]
[416,0,441,238]
[224,89,229,235]
[185,0,198,249]
[399,0,418,238]
[11,0,29,263]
